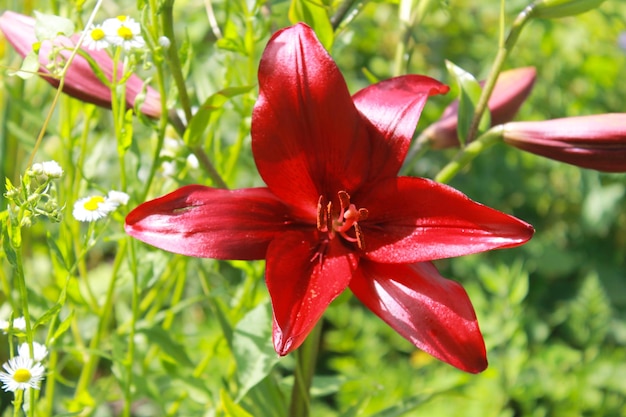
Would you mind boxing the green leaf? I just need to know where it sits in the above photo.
[220,389,254,417]
[216,20,248,54]
[118,109,134,153]
[445,60,490,146]
[33,302,63,329]
[183,86,253,147]
[8,51,40,80]
[47,232,68,270]
[34,11,75,41]
[53,310,74,340]
[289,0,334,50]
[233,302,279,400]
[138,327,194,367]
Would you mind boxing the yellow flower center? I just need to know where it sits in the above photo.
[91,28,105,41]
[116,15,128,22]
[84,196,105,211]
[14,368,32,383]
[117,26,134,40]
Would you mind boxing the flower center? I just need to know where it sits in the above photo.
[317,191,368,249]
[117,26,134,40]
[91,28,105,41]
[14,368,32,383]
[84,196,105,211]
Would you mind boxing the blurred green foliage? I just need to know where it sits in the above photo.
[1,0,625,416]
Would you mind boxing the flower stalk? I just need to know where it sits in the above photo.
[465,4,535,145]
[288,322,323,417]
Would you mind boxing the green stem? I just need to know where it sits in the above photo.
[161,0,193,124]
[74,239,128,397]
[123,239,138,417]
[288,322,323,417]
[12,226,36,415]
[434,126,504,184]
[330,0,360,30]
[465,4,535,145]
[191,145,228,189]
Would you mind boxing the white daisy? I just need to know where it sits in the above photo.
[72,195,117,222]
[102,16,145,51]
[17,342,48,362]
[106,190,130,206]
[0,356,45,392]
[0,316,26,333]
[31,161,63,179]
[83,24,110,51]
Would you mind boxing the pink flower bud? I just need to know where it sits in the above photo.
[424,67,536,148]
[0,11,161,118]
[503,113,626,172]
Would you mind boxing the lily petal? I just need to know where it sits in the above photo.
[350,260,487,373]
[252,23,370,217]
[125,185,291,260]
[358,177,534,263]
[266,231,359,355]
[353,75,449,179]
[503,114,626,172]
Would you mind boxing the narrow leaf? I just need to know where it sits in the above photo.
[288,0,334,50]
[445,60,490,146]
[183,86,253,147]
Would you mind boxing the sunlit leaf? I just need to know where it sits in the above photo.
[445,60,490,146]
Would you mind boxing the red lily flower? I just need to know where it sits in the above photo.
[503,114,626,172]
[0,11,161,118]
[125,24,534,373]
[423,67,536,148]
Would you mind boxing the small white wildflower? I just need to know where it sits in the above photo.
[102,16,145,51]
[31,160,63,179]
[186,153,199,170]
[83,24,110,50]
[106,190,130,206]
[161,161,176,178]
[0,356,45,392]
[72,195,117,222]
[158,36,171,48]
[17,342,48,362]
[1,317,26,333]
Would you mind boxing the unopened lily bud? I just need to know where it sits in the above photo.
[423,67,536,149]
[0,11,161,118]
[532,0,607,19]
[503,113,626,172]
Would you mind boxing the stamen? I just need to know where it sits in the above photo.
[316,196,327,232]
[338,191,351,212]
[316,191,368,250]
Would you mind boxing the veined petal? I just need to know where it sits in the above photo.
[357,177,534,263]
[252,23,370,217]
[350,260,487,373]
[125,186,291,260]
[266,231,358,355]
[353,75,449,179]
[503,114,626,172]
